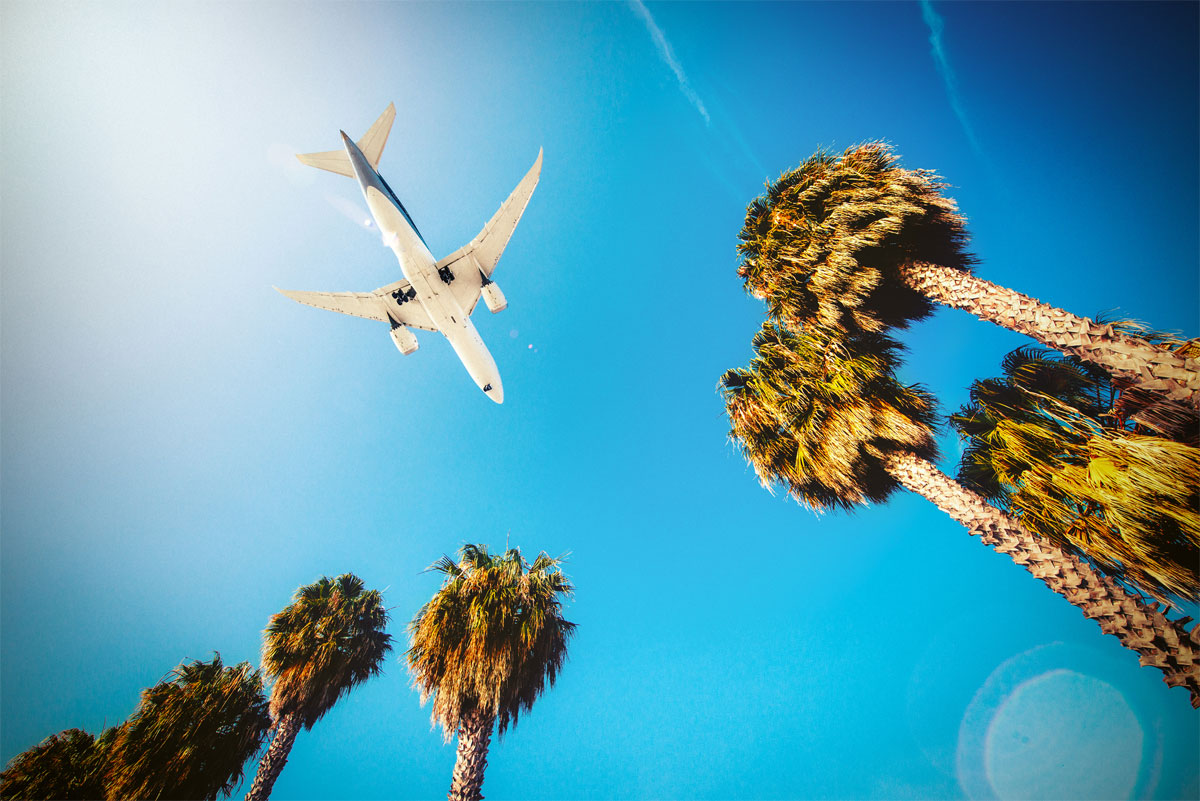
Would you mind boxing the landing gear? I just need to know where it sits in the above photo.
[391,286,417,304]
[438,265,455,284]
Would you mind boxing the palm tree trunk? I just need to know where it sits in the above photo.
[883,450,1200,707]
[244,713,301,801]
[447,709,495,801]
[897,261,1200,406]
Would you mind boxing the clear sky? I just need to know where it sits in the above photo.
[2,2,1197,799]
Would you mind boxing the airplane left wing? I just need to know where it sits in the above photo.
[436,148,543,286]
[276,281,436,331]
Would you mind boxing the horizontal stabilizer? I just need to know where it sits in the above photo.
[296,103,396,177]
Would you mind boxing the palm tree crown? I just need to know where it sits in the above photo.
[408,544,575,738]
[721,323,1200,704]
[739,144,1200,405]
[261,573,392,728]
[952,346,1200,603]
[737,142,973,334]
[1,727,115,801]
[721,321,939,511]
[104,653,270,800]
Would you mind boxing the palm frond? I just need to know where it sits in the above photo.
[407,544,575,739]
[737,142,974,334]
[951,346,1200,603]
[261,573,393,728]
[721,322,938,512]
[103,653,270,800]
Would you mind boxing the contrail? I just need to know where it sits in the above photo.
[920,0,983,154]
[629,0,710,126]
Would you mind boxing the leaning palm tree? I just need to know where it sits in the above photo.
[952,345,1199,605]
[1,727,116,800]
[408,544,575,801]
[245,574,392,801]
[737,143,1199,405]
[104,653,271,800]
[720,321,1200,705]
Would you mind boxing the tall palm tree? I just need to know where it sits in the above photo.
[952,346,1199,604]
[720,321,1200,706]
[104,653,271,800]
[245,574,392,801]
[1,727,116,800]
[408,544,575,801]
[736,143,1200,405]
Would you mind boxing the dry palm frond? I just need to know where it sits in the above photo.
[721,322,938,512]
[262,573,392,728]
[103,653,270,801]
[1,727,116,800]
[408,544,575,739]
[737,142,974,334]
[952,347,1200,603]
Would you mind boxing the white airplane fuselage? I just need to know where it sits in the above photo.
[340,132,503,403]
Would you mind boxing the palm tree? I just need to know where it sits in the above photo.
[1,727,116,800]
[245,574,392,801]
[736,143,1200,405]
[408,544,575,801]
[951,346,1199,604]
[720,321,1200,705]
[104,653,271,800]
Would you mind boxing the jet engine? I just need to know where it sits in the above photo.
[390,324,419,355]
[481,281,507,314]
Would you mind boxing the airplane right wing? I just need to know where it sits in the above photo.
[436,148,543,282]
[276,280,437,331]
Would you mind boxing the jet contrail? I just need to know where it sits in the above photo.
[629,0,710,126]
[920,0,983,154]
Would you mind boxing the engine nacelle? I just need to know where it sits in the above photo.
[390,324,419,355]
[481,281,507,314]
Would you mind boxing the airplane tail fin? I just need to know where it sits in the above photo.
[296,103,396,177]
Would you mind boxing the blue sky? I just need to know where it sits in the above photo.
[2,2,1197,799]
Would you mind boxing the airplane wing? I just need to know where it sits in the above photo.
[275,280,437,331]
[435,148,543,308]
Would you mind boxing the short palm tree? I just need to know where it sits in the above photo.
[408,544,575,801]
[952,346,1199,604]
[721,321,1200,705]
[1,727,116,800]
[104,653,271,800]
[737,143,1200,405]
[245,573,392,801]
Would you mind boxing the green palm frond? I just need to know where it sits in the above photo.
[737,142,974,334]
[261,573,393,728]
[721,322,938,512]
[103,653,270,800]
[952,346,1200,603]
[1,727,116,800]
[408,544,575,739]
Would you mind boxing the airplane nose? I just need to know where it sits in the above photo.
[482,381,503,404]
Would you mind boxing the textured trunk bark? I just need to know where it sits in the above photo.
[897,261,1200,406]
[447,709,495,801]
[244,713,301,801]
[884,451,1200,707]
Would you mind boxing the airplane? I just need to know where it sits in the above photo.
[278,103,542,404]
